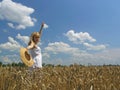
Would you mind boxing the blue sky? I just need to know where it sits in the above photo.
[0,0,120,65]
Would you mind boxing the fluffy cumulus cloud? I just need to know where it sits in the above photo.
[45,42,80,54]
[0,34,29,51]
[0,0,36,30]
[83,42,106,50]
[65,30,96,44]
[7,23,26,29]
[65,30,106,51]
[16,33,29,45]
[0,36,21,51]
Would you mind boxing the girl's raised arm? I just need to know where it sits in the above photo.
[39,22,44,37]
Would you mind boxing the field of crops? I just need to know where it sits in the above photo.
[0,65,120,90]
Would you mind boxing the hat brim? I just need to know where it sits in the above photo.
[20,48,34,67]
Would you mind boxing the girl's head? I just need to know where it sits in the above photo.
[29,32,40,45]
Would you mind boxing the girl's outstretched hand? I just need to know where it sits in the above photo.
[41,22,44,28]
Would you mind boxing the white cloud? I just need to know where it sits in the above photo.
[8,37,19,45]
[0,36,21,51]
[32,18,37,22]
[65,30,96,44]
[16,24,26,30]
[44,42,80,54]
[7,23,14,28]
[42,52,50,58]
[43,23,49,29]
[0,54,20,64]
[0,0,35,30]
[94,48,120,61]
[16,33,29,45]
[65,30,107,51]
[83,42,106,50]
[8,23,26,29]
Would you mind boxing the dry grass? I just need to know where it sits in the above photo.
[0,65,120,90]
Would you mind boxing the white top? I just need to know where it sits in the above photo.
[30,46,42,68]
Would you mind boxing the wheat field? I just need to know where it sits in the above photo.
[0,65,120,90]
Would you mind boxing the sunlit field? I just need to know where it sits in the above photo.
[0,64,120,90]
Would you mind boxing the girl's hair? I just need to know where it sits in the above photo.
[28,32,40,45]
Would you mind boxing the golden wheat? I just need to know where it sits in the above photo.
[0,65,120,90]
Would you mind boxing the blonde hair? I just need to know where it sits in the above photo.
[28,32,40,45]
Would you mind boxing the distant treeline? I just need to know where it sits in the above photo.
[0,62,26,67]
[0,62,119,67]
[0,62,58,67]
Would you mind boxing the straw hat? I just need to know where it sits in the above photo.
[20,47,34,67]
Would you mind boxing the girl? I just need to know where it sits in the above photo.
[26,23,44,69]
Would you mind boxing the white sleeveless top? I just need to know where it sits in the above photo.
[30,46,42,68]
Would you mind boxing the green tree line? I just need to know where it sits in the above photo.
[0,62,25,67]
